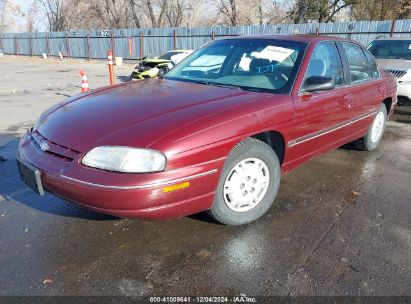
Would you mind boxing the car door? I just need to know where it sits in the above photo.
[338,42,385,132]
[288,41,353,165]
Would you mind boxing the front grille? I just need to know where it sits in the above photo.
[31,131,80,162]
[385,69,407,79]
[139,61,166,70]
[137,64,151,72]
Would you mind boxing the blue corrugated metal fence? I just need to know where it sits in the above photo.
[0,19,410,59]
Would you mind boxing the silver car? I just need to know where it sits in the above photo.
[368,37,411,105]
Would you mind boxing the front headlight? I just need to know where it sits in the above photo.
[82,146,167,173]
[400,70,411,82]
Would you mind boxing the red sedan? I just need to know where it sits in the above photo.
[17,35,397,225]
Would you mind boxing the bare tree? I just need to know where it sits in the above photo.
[37,0,67,31]
[129,0,142,28]
[89,0,133,29]
[10,0,411,34]
[144,0,168,27]
[166,0,189,27]
[215,0,238,26]
[0,0,25,33]
[24,1,40,32]
[257,0,263,25]
[260,0,291,24]
[206,0,289,26]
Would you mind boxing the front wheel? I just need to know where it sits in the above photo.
[356,104,387,151]
[208,138,281,225]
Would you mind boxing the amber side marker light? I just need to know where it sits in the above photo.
[162,182,190,193]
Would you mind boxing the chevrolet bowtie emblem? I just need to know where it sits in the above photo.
[40,141,49,152]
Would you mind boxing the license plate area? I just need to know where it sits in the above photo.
[16,158,44,195]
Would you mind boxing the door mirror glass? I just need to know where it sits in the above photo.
[302,76,335,92]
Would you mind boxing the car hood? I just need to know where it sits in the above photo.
[376,58,411,71]
[37,79,252,153]
[143,59,170,64]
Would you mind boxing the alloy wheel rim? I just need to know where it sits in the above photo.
[371,111,385,143]
[223,158,270,213]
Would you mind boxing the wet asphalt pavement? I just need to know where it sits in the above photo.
[0,56,410,297]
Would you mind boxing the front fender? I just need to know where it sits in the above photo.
[149,94,295,171]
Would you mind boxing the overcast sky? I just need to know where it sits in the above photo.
[16,0,31,9]
[14,0,48,31]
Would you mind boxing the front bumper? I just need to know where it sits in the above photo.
[131,67,160,80]
[398,81,411,101]
[18,132,223,219]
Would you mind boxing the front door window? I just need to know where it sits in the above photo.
[304,41,344,87]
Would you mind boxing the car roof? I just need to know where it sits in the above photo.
[168,49,193,52]
[223,34,355,44]
[373,37,411,41]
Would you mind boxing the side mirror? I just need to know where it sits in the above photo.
[302,76,335,93]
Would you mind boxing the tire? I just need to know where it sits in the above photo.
[208,137,281,225]
[355,104,387,151]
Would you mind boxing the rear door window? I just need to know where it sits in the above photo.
[341,42,373,83]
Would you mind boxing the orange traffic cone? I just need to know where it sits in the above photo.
[79,70,90,93]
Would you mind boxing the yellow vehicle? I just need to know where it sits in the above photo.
[131,50,192,80]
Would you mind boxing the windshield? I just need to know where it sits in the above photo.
[165,38,307,94]
[368,40,411,59]
[158,51,183,60]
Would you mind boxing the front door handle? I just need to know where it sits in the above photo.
[343,94,353,108]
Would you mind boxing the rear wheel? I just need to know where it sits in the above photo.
[208,138,281,225]
[355,104,387,151]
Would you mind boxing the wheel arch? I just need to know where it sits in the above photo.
[250,130,286,165]
[382,97,392,114]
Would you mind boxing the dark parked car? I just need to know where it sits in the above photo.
[17,35,397,225]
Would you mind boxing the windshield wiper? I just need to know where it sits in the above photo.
[165,77,249,91]
[240,87,267,92]
[206,82,243,90]
[184,79,242,90]
[165,77,273,93]
[194,80,271,92]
